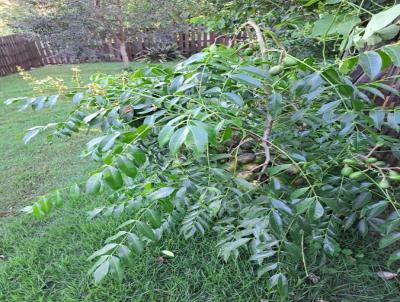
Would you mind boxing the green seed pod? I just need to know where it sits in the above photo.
[343,158,358,165]
[389,171,400,181]
[341,165,353,176]
[283,56,297,67]
[349,171,364,180]
[374,161,386,167]
[244,48,254,56]
[269,65,284,76]
[378,178,390,189]
[365,157,378,164]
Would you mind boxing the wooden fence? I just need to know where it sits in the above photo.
[0,35,44,76]
[0,30,238,77]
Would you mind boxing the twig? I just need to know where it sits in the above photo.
[382,96,390,108]
[258,114,273,180]
[366,144,380,158]
[241,20,267,57]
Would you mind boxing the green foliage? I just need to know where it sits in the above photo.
[6,1,400,296]
[8,39,400,299]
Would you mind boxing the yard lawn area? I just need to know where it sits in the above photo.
[0,63,399,301]
[0,62,137,212]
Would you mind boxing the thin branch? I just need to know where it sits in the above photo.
[258,114,273,180]
[241,20,267,57]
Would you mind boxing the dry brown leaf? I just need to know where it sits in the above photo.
[156,256,166,264]
[308,272,321,284]
[376,271,398,280]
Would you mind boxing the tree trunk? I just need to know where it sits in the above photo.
[119,41,129,69]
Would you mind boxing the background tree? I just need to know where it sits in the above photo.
[13,0,208,67]
[0,0,24,35]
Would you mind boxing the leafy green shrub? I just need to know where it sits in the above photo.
[142,43,183,62]
[6,41,400,300]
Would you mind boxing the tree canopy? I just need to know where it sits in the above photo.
[11,0,209,66]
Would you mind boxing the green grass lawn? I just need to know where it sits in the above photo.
[0,62,126,212]
[0,63,399,301]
